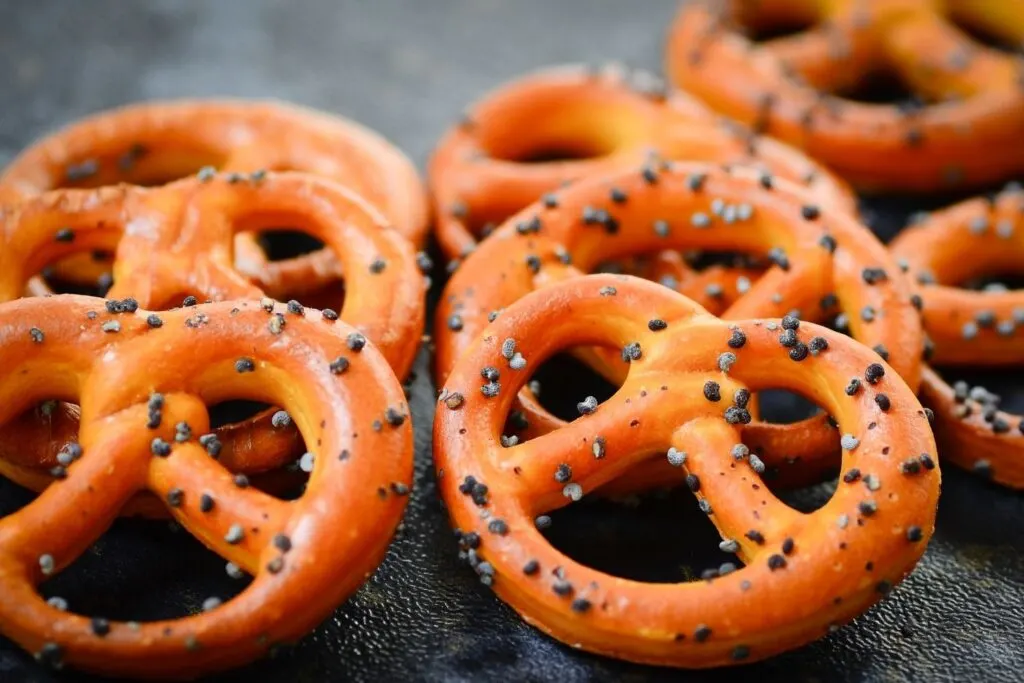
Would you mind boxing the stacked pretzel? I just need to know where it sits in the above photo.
[0,101,428,678]
[428,0,1024,665]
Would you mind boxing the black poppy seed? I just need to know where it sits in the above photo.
[767,554,787,570]
[819,234,838,253]
[199,493,214,513]
[703,381,721,402]
[745,529,765,545]
[844,468,862,484]
[859,500,878,516]
[685,473,701,492]
[461,531,481,549]
[65,158,99,181]
[767,247,790,270]
[641,165,659,184]
[554,463,572,483]
[727,329,746,348]
[781,315,800,330]
[876,580,892,594]
[778,328,798,348]
[609,187,627,203]
[35,642,63,669]
[724,406,751,424]
[90,617,110,637]
[481,366,500,381]
[910,294,923,311]
[151,438,171,457]
[875,394,891,411]
[686,172,707,191]
[523,559,540,575]
[166,488,184,508]
[525,254,542,273]
[734,388,751,408]
[481,382,500,398]
[808,336,828,355]
[535,515,552,530]
[694,625,712,642]
[861,306,876,322]
[488,519,509,535]
[861,267,888,284]
[648,318,668,331]
[782,537,795,555]
[199,433,222,458]
[235,357,256,373]
[322,308,339,321]
[369,258,387,274]
[865,363,885,384]
[873,344,890,361]
[234,474,250,489]
[571,597,592,613]
[385,407,406,427]
[789,343,808,361]
[272,534,292,553]
[145,313,163,329]
[552,579,573,596]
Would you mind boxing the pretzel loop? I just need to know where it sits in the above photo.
[435,274,939,667]
[0,295,412,679]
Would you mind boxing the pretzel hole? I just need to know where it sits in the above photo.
[832,70,923,105]
[542,487,744,583]
[506,352,620,434]
[36,519,251,622]
[257,229,326,261]
[756,389,822,424]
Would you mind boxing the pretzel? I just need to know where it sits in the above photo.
[435,162,922,485]
[0,99,428,295]
[666,0,1024,192]
[435,273,939,666]
[890,182,1024,487]
[0,294,413,679]
[0,171,424,487]
[428,63,856,262]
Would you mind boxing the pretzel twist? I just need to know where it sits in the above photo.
[436,162,922,485]
[667,0,1024,191]
[890,183,1024,487]
[0,100,428,295]
[435,274,939,667]
[0,295,413,679]
[0,172,424,491]
[428,63,856,262]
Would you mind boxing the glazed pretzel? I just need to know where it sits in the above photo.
[0,295,413,679]
[435,274,939,667]
[667,0,1024,191]
[428,63,856,262]
[435,162,922,484]
[890,183,1024,487]
[0,172,424,489]
[0,99,428,295]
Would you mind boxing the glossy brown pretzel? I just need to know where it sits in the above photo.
[0,295,413,679]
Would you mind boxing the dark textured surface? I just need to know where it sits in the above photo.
[0,1,1022,681]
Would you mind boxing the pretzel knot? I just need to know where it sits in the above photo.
[667,0,1024,191]
[435,274,939,667]
[0,99,428,296]
[0,295,413,679]
[428,63,856,262]
[891,183,1024,487]
[0,172,424,493]
[435,162,922,485]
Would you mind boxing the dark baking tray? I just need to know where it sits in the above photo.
[0,1,1021,681]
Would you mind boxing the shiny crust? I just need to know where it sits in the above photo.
[666,0,1024,192]
[0,295,413,679]
[0,99,428,292]
[890,184,1024,487]
[434,274,939,667]
[0,172,424,486]
[435,162,922,484]
[428,63,856,260]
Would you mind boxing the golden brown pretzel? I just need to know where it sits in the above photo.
[666,0,1024,192]
[434,273,939,667]
[890,182,1024,487]
[0,99,428,295]
[0,295,413,679]
[0,172,424,488]
[435,162,923,484]
[428,63,856,261]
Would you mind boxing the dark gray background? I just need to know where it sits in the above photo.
[1,1,1022,682]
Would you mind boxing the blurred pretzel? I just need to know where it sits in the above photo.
[891,182,1024,487]
[0,172,424,490]
[0,295,413,679]
[436,162,922,485]
[428,63,856,261]
[667,0,1024,192]
[435,274,939,667]
[0,99,428,295]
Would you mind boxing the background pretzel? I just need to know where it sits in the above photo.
[0,99,428,297]
[667,0,1024,192]
[0,172,424,492]
[891,182,1024,487]
[436,162,922,485]
[435,274,939,667]
[428,62,857,262]
[0,295,413,679]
